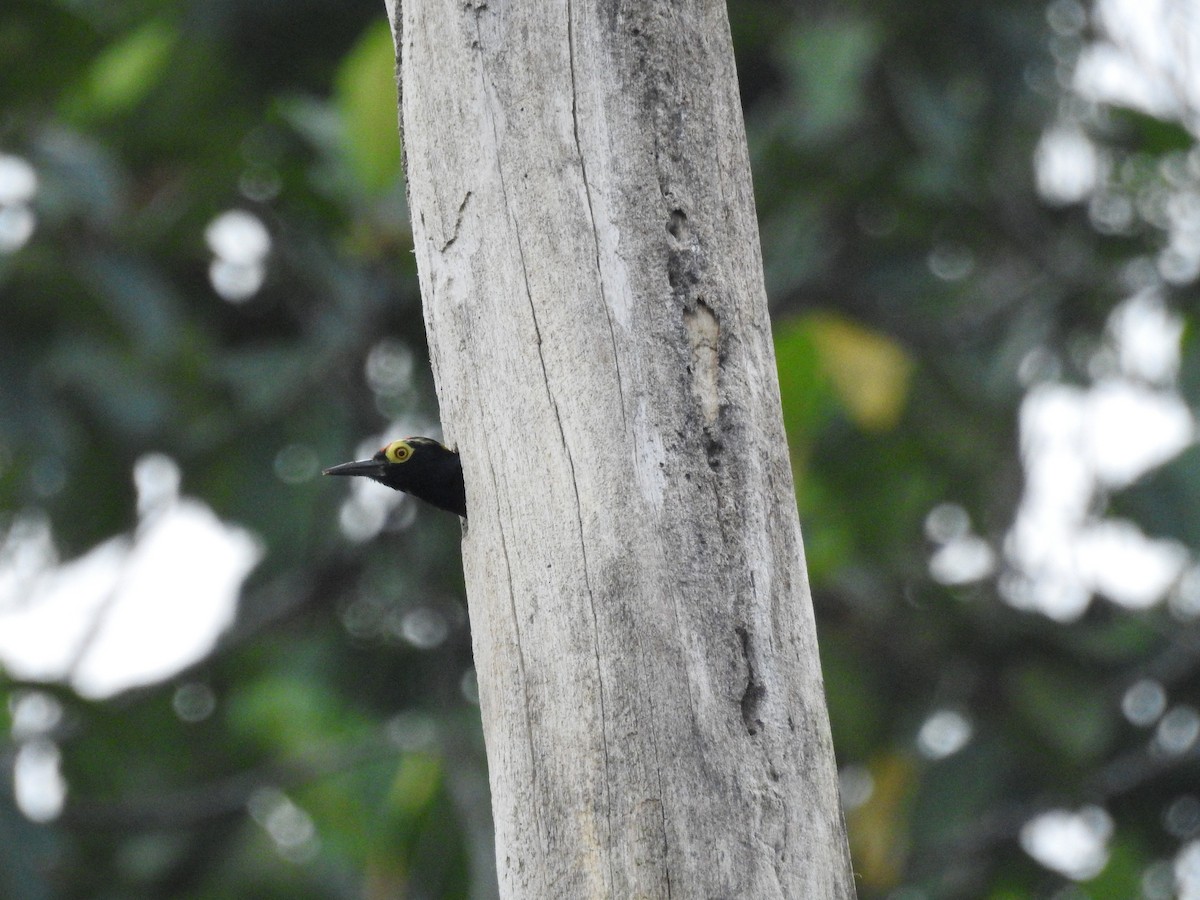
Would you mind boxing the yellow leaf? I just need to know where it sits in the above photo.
[805,311,913,431]
[846,752,915,890]
[389,752,441,816]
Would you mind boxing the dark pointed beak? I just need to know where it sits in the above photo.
[323,458,387,478]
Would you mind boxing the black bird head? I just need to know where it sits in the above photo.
[324,437,466,517]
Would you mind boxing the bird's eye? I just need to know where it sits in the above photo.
[383,440,413,463]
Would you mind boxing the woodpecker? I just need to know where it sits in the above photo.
[324,437,466,517]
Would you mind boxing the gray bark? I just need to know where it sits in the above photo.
[387,1,856,896]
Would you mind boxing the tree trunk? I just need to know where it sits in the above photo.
[387,1,856,896]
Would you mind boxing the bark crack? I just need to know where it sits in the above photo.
[473,21,553,892]
[567,0,627,432]
[662,800,673,898]
[439,190,473,251]
[476,13,613,893]
[736,625,766,737]
[485,448,539,803]
[562,12,617,890]
[531,361,617,893]
[569,443,616,898]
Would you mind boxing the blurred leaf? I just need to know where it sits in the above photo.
[33,126,128,227]
[66,22,177,120]
[367,752,469,898]
[796,474,857,584]
[820,632,885,758]
[2,0,1199,895]
[1007,661,1115,762]
[890,67,977,165]
[1108,108,1195,155]
[227,670,366,751]
[908,733,1014,859]
[1063,616,1160,665]
[775,313,835,454]
[807,311,914,432]
[389,751,442,818]
[1111,445,1200,548]
[777,16,880,144]
[335,20,402,195]
[777,312,907,441]
[1084,834,1145,898]
[0,801,56,900]
[211,345,313,418]
[760,198,829,295]
[44,338,173,438]
[846,752,914,891]
[78,249,189,356]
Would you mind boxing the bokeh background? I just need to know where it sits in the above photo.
[2,0,1200,896]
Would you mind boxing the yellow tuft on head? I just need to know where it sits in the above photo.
[382,439,413,463]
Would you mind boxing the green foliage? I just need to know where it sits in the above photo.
[1008,661,1114,762]
[334,20,403,196]
[776,17,882,144]
[1,0,1198,897]
[66,21,177,120]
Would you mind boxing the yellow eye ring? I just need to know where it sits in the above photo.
[383,440,413,463]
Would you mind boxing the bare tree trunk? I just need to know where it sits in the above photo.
[387,1,856,896]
